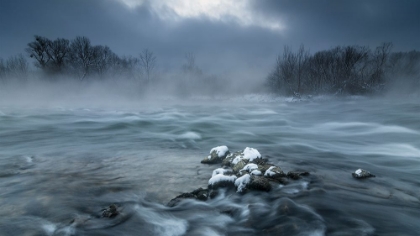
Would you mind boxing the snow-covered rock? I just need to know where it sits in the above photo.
[212,168,233,177]
[224,147,263,168]
[208,174,237,189]
[250,169,262,176]
[232,159,248,174]
[239,163,262,176]
[264,166,285,178]
[234,174,271,192]
[201,145,230,164]
[242,147,261,162]
[235,174,251,193]
[352,169,375,179]
[210,146,229,158]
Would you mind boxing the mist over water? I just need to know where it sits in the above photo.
[0,85,419,235]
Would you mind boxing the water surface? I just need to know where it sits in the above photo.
[0,97,419,235]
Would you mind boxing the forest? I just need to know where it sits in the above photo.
[1,35,419,96]
[266,43,420,96]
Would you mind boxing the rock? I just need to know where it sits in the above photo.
[239,163,259,175]
[264,166,286,178]
[235,174,251,193]
[352,169,375,179]
[101,204,119,218]
[191,188,209,201]
[225,147,262,167]
[234,174,272,193]
[242,147,262,163]
[287,171,309,180]
[221,154,235,167]
[167,188,209,207]
[232,159,248,174]
[209,190,219,199]
[212,167,233,177]
[248,176,271,192]
[201,146,230,164]
[208,174,237,189]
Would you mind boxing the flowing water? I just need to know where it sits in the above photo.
[0,96,419,236]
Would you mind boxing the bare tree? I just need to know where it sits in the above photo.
[69,36,95,80]
[0,58,6,80]
[26,35,51,70]
[5,54,29,79]
[370,42,392,86]
[47,38,70,73]
[91,45,118,76]
[139,49,156,83]
[296,44,310,95]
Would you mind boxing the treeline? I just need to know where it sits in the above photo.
[0,35,226,96]
[267,43,420,96]
[0,35,158,82]
[0,54,29,80]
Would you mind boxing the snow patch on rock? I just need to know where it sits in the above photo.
[235,174,251,193]
[242,147,261,162]
[208,174,237,186]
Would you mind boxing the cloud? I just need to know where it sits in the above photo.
[0,0,419,81]
[116,0,285,31]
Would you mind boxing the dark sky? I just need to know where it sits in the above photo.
[1,0,419,77]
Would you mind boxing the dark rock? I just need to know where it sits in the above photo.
[101,204,119,218]
[352,169,375,179]
[251,158,268,165]
[249,176,272,192]
[192,188,209,201]
[200,154,219,164]
[167,188,209,207]
[209,190,219,199]
[259,164,274,173]
[287,171,310,180]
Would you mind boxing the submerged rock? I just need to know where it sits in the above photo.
[287,171,310,180]
[352,169,375,179]
[167,188,210,207]
[201,146,230,164]
[101,204,119,218]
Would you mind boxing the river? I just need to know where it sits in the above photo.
[0,95,419,235]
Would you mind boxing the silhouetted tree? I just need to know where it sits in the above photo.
[91,45,119,76]
[370,42,392,87]
[0,58,6,80]
[4,54,28,79]
[26,35,51,70]
[46,38,70,73]
[139,49,156,83]
[69,36,95,80]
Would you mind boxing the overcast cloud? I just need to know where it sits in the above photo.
[1,0,419,78]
